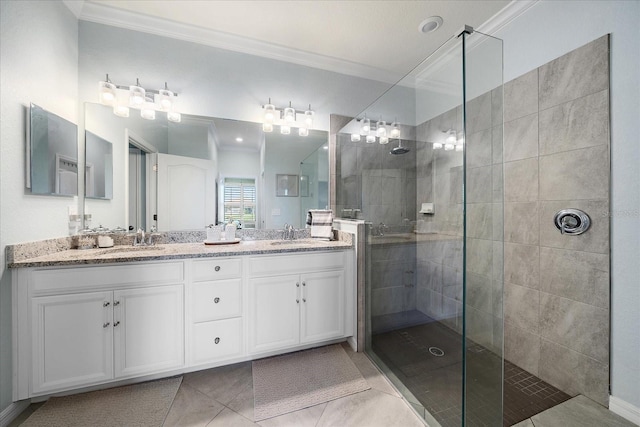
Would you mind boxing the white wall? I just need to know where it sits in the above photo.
[494,0,640,408]
[0,0,79,412]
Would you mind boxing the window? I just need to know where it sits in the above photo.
[223,178,256,227]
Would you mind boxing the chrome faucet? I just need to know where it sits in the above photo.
[133,228,156,246]
[283,223,295,240]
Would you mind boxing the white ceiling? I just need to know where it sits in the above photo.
[74,0,516,82]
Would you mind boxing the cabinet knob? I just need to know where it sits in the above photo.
[303,298,306,303]
[214,297,220,303]
[302,282,306,287]
[113,321,120,327]
[215,266,221,272]
[296,299,300,304]
[214,337,220,344]
[114,301,120,306]
[296,282,299,287]
[103,322,111,328]
[103,301,110,307]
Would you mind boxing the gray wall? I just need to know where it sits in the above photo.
[494,0,639,408]
[0,0,79,413]
[502,36,610,405]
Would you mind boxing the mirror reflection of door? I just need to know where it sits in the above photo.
[128,144,146,231]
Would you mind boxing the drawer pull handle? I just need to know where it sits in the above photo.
[103,301,110,307]
[214,297,220,303]
[114,321,120,327]
[214,337,220,344]
[215,266,221,272]
[114,301,120,306]
[103,322,110,328]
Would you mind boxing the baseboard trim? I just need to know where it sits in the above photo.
[610,396,640,425]
[0,401,30,427]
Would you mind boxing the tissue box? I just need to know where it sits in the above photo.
[97,235,114,248]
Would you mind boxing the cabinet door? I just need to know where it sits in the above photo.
[31,291,113,394]
[113,285,184,378]
[300,270,345,344]
[248,275,300,354]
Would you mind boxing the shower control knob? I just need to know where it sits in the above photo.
[103,322,111,328]
[214,297,220,303]
[215,266,221,272]
[214,337,220,344]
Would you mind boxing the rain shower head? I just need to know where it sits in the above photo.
[390,140,410,155]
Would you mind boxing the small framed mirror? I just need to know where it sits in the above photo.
[276,174,299,197]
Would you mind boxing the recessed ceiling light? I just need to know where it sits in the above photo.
[418,16,443,34]
[235,137,243,143]
[323,145,328,150]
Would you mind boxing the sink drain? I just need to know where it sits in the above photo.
[428,346,445,357]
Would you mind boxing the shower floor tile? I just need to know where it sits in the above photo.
[371,319,572,426]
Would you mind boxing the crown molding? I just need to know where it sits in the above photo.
[62,0,84,19]
[79,2,403,84]
[476,0,539,36]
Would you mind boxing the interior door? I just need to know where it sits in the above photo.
[156,153,216,231]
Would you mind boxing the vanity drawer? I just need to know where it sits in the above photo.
[249,251,345,277]
[192,279,242,322]
[31,262,184,294]
[192,258,242,281]
[191,318,243,364]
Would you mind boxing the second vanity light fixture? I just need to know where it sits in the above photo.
[432,129,464,151]
[98,74,182,123]
[262,99,314,136]
[351,116,401,144]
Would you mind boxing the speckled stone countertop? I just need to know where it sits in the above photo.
[368,232,458,246]
[9,238,353,268]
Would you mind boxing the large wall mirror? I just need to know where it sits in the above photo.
[84,102,329,232]
[28,103,79,196]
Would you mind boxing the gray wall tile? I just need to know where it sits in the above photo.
[505,202,539,245]
[539,339,609,406]
[467,128,492,168]
[466,238,493,277]
[467,203,493,240]
[491,85,503,128]
[504,113,538,162]
[466,272,492,313]
[504,243,539,289]
[466,166,492,203]
[539,246,609,309]
[505,322,540,376]
[492,164,503,203]
[539,292,609,363]
[492,203,504,241]
[492,125,503,165]
[504,68,538,122]
[539,35,609,110]
[539,199,609,254]
[466,91,492,134]
[539,145,609,201]
[504,282,539,333]
[504,158,539,202]
[539,89,609,155]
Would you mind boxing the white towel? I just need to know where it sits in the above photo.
[307,209,333,239]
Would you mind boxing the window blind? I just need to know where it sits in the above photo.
[223,178,256,226]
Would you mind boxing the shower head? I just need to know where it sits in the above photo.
[390,140,410,155]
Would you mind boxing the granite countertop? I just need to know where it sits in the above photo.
[9,239,353,268]
[368,232,458,246]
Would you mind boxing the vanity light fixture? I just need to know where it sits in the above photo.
[433,129,460,150]
[261,100,315,136]
[98,75,181,121]
[352,117,401,144]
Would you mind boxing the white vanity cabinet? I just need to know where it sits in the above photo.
[187,258,244,366]
[248,252,347,354]
[16,262,184,397]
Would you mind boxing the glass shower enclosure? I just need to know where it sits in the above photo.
[336,28,504,426]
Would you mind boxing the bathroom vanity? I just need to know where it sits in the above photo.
[10,240,354,401]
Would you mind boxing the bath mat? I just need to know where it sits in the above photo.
[21,376,182,427]
[252,344,370,421]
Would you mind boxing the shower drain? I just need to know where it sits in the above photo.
[428,346,445,357]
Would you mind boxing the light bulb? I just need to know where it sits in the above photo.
[446,129,457,144]
[140,99,156,120]
[361,118,370,134]
[351,133,361,142]
[280,125,291,135]
[390,122,401,139]
[304,110,314,127]
[366,134,376,143]
[113,104,129,118]
[455,144,463,152]
[433,142,443,150]
[262,123,273,133]
[284,107,295,123]
[129,81,145,106]
[98,79,116,106]
[376,120,387,137]
[298,127,309,137]
[378,136,389,145]
[157,88,173,111]
[264,103,276,123]
[167,111,181,123]
[444,143,455,151]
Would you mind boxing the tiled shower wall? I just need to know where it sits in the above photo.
[502,35,610,405]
